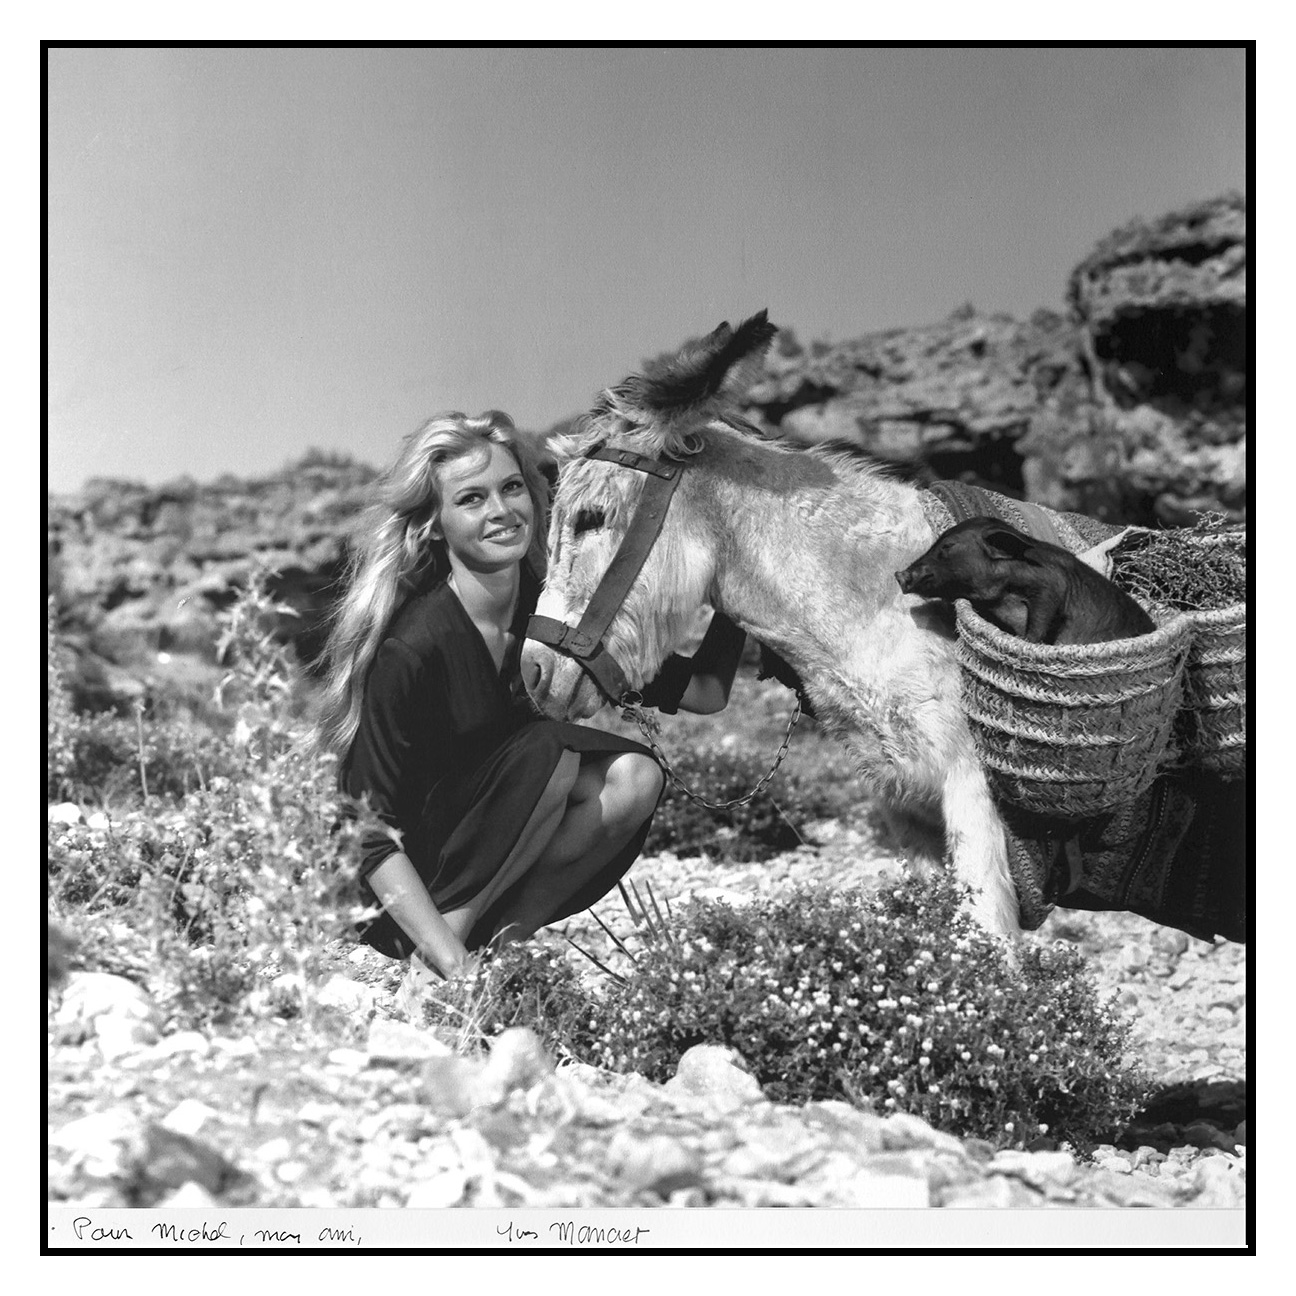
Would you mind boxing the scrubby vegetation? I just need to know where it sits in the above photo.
[47,581,375,1026]
[643,743,857,862]
[416,878,1151,1152]
[48,580,1150,1152]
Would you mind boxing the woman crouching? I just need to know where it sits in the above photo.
[317,410,742,979]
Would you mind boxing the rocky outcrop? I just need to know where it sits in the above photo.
[48,458,377,709]
[740,305,1089,499]
[734,193,1246,528]
[1052,192,1247,527]
[47,196,1246,711]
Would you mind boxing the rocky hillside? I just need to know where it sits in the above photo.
[47,194,1247,712]
[731,192,1246,527]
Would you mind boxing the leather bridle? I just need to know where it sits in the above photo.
[525,443,685,705]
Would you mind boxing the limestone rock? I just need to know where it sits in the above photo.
[605,1128,706,1196]
[663,1044,767,1113]
[366,1016,453,1065]
[50,1109,249,1206]
[316,974,378,1017]
[54,971,162,1060]
[480,1027,554,1096]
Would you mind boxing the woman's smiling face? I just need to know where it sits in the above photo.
[432,442,535,574]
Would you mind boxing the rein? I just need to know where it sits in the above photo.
[621,691,803,811]
[525,439,804,810]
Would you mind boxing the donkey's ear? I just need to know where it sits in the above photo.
[981,526,1036,560]
[620,309,778,419]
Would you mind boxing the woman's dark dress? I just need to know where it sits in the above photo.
[341,566,659,956]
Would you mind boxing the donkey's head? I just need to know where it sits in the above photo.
[522,311,777,719]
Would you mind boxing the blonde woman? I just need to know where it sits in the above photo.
[319,411,743,979]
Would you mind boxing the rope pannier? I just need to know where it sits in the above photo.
[955,599,1193,821]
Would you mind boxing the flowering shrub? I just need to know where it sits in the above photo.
[561,875,1149,1150]
[47,576,375,1027]
[644,744,855,862]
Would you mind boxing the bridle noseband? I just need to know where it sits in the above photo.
[525,443,685,705]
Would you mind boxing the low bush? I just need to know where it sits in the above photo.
[644,744,856,862]
[485,874,1151,1152]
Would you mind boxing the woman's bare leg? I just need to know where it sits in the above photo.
[439,749,581,943]
[491,751,664,942]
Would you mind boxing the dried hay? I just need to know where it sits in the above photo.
[1110,515,1247,612]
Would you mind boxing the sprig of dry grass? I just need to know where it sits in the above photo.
[1111,514,1246,611]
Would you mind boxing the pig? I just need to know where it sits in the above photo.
[895,517,1156,646]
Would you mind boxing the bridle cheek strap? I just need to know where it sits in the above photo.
[525,445,684,705]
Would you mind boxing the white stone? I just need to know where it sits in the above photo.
[317,974,378,1015]
[51,1110,146,1178]
[663,1044,766,1113]
[480,1027,552,1095]
[56,971,160,1027]
[48,803,82,825]
[211,1035,257,1057]
[881,1111,967,1157]
[326,1047,369,1071]
[158,1181,219,1208]
[255,1136,293,1163]
[365,1016,452,1063]
[405,1170,469,1208]
[160,1099,221,1137]
[96,1015,160,1060]
[85,811,111,831]
[150,1030,211,1059]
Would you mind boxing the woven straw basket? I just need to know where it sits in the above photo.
[1113,529,1247,780]
[955,600,1194,820]
[1175,601,1247,777]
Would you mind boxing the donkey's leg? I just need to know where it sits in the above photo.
[875,803,946,878]
[940,755,1021,938]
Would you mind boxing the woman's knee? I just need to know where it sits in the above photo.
[607,753,665,816]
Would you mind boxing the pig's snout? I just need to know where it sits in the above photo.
[895,567,918,594]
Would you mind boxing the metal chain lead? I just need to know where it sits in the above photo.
[619,692,804,811]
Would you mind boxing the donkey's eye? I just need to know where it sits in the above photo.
[573,509,605,536]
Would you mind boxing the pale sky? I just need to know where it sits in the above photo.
[45,45,1248,493]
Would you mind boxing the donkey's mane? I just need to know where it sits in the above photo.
[563,392,900,489]
[553,309,905,522]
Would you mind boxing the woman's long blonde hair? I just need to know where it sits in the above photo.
[317,410,551,756]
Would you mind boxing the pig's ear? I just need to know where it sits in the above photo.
[981,526,1035,560]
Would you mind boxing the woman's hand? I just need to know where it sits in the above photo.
[368,851,472,977]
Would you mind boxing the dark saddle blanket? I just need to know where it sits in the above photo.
[1002,771,1247,944]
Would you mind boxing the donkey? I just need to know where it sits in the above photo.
[521,311,1022,938]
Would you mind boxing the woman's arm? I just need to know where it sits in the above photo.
[639,610,747,715]
[675,612,746,714]
[366,850,471,977]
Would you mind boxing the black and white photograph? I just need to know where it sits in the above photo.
[44,42,1251,1256]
